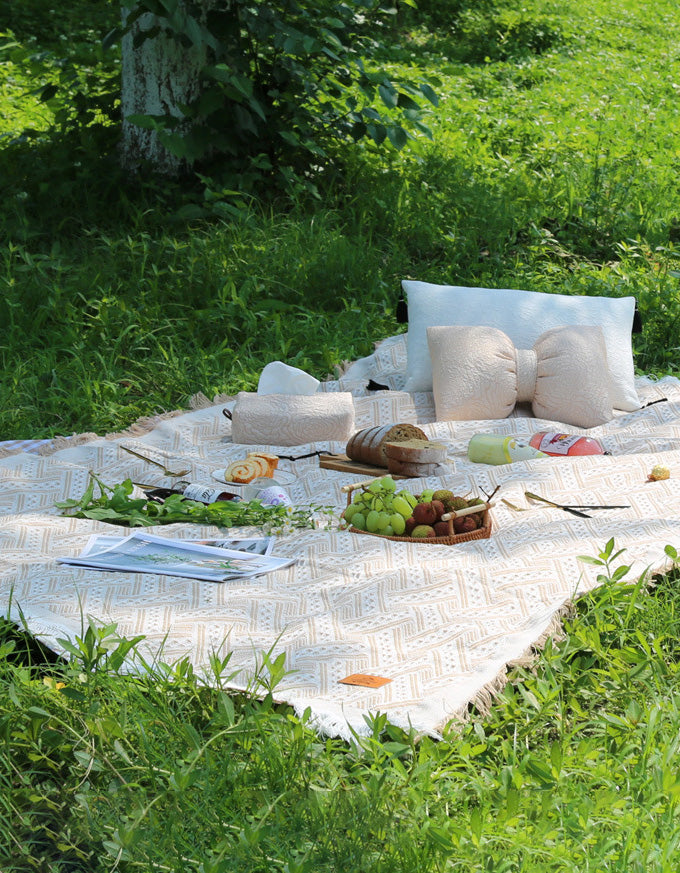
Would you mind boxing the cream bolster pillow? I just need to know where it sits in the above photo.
[229,391,355,446]
[427,324,614,429]
[402,280,640,412]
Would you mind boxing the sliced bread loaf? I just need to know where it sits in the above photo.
[345,423,428,468]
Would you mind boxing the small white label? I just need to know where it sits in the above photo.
[535,433,581,456]
[182,484,228,504]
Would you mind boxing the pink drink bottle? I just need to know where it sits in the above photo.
[529,432,606,457]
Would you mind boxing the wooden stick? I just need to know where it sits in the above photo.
[441,502,493,522]
[340,477,384,494]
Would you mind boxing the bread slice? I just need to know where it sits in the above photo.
[224,456,267,483]
[384,439,447,465]
[247,451,279,477]
[386,457,445,478]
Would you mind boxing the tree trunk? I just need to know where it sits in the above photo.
[120,5,208,175]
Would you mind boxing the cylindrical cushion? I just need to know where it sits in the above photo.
[230,392,355,446]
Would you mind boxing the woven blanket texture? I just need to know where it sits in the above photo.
[1,334,678,740]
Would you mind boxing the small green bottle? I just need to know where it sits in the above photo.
[467,434,548,465]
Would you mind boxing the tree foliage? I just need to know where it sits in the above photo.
[116,0,439,188]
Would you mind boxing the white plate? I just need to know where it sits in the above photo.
[211,469,296,487]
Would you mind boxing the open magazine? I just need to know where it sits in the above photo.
[57,532,296,583]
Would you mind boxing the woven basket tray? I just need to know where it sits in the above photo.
[349,509,492,545]
[342,477,493,545]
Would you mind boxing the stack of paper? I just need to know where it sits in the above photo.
[58,532,295,583]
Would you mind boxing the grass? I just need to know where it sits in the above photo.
[3,555,680,872]
[2,0,680,439]
[2,0,680,869]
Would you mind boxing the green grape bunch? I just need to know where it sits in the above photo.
[341,476,417,537]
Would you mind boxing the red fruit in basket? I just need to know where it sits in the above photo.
[454,515,478,534]
[431,499,445,520]
[433,520,451,537]
[413,501,437,525]
[404,516,417,535]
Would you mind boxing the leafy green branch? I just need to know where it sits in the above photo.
[56,473,333,533]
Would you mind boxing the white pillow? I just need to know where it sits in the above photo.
[402,280,640,411]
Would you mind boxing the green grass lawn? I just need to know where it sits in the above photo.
[2,0,680,870]
[2,0,680,440]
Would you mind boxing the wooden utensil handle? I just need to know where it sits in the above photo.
[340,477,384,494]
[441,502,493,522]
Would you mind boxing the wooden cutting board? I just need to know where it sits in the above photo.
[318,453,406,479]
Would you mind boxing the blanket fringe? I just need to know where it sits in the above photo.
[332,360,354,379]
[0,445,30,459]
[441,599,577,734]
[2,394,233,461]
[36,433,99,455]
[32,409,189,458]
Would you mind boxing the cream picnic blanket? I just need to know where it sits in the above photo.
[1,335,678,740]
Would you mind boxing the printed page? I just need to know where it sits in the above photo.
[59,532,294,583]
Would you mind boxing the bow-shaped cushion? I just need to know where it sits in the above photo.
[426,324,613,428]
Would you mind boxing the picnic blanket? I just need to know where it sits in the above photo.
[1,334,678,740]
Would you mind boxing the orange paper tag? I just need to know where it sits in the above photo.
[339,673,392,688]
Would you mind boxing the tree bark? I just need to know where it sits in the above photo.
[120,5,208,175]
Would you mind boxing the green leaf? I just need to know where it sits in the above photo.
[158,0,179,15]
[132,25,160,49]
[427,825,455,851]
[102,28,122,51]
[125,113,171,131]
[387,124,409,149]
[183,15,206,48]
[174,204,207,220]
[351,120,367,141]
[397,93,421,112]
[366,122,387,144]
[378,83,398,108]
[412,119,434,138]
[280,130,301,146]
[610,565,631,582]
[419,82,440,106]
[38,84,58,103]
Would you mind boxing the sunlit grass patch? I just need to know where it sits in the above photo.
[2,549,680,872]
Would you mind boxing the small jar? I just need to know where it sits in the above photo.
[241,477,292,506]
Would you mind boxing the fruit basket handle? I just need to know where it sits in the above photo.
[441,502,494,521]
